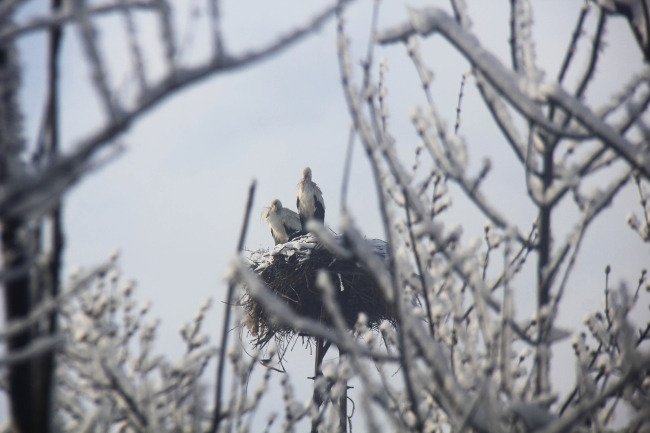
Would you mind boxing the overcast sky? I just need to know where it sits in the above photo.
[9,0,650,428]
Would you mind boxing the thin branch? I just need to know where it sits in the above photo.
[596,70,650,121]
[557,1,590,83]
[315,271,405,430]
[474,72,527,164]
[412,107,530,245]
[210,180,256,433]
[545,84,650,179]
[377,7,650,179]
[155,0,177,70]
[510,0,538,78]
[0,0,20,21]
[454,72,468,135]
[405,199,435,337]
[73,0,119,120]
[509,0,518,71]
[119,0,148,94]
[101,357,149,428]
[340,125,356,213]
[0,0,157,44]
[207,0,224,59]
[537,352,650,433]
[548,168,632,312]
[338,18,436,428]
[574,9,607,99]
[0,2,346,220]
[379,9,589,140]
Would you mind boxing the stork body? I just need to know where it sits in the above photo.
[296,166,325,231]
[262,199,303,245]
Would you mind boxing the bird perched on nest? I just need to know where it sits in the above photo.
[262,199,303,245]
[296,166,325,231]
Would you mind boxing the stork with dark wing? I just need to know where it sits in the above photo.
[296,166,325,232]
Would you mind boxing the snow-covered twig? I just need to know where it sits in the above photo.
[509,0,539,79]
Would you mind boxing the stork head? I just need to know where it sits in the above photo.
[262,199,282,221]
[271,199,283,211]
[302,166,312,180]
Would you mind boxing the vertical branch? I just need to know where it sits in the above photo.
[575,9,607,99]
[535,5,606,398]
[548,9,606,154]
[404,196,434,337]
[509,0,518,71]
[360,0,381,96]
[31,0,66,429]
[549,0,589,123]
[454,72,467,135]
[207,0,224,59]
[500,237,513,396]
[338,349,347,433]
[73,0,118,120]
[210,180,256,433]
[535,123,553,396]
[0,8,22,153]
[510,0,538,77]
[156,0,177,71]
[340,125,356,214]
[311,337,330,433]
[450,0,471,29]
[1,218,31,433]
[557,1,590,84]
[536,132,552,309]
[0,4,31,431]
[337,10,425,430]
[119,0,148,94]
[520,0,537,77]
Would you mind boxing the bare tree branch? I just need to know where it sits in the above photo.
[377,7,650,179]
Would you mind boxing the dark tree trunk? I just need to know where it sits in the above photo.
[0,0,63,428]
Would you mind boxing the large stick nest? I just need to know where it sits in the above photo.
[241,233,394,350]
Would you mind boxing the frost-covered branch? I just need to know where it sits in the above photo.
[509,0,539,79]
[0,1,347,221]
[2,1,649,432]
[377,7,650,180]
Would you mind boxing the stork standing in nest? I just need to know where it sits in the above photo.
[296,167,325,232]
[262,199,303,245]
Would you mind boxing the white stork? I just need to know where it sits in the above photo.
[296,166,325,231]
[262,199,303,245]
